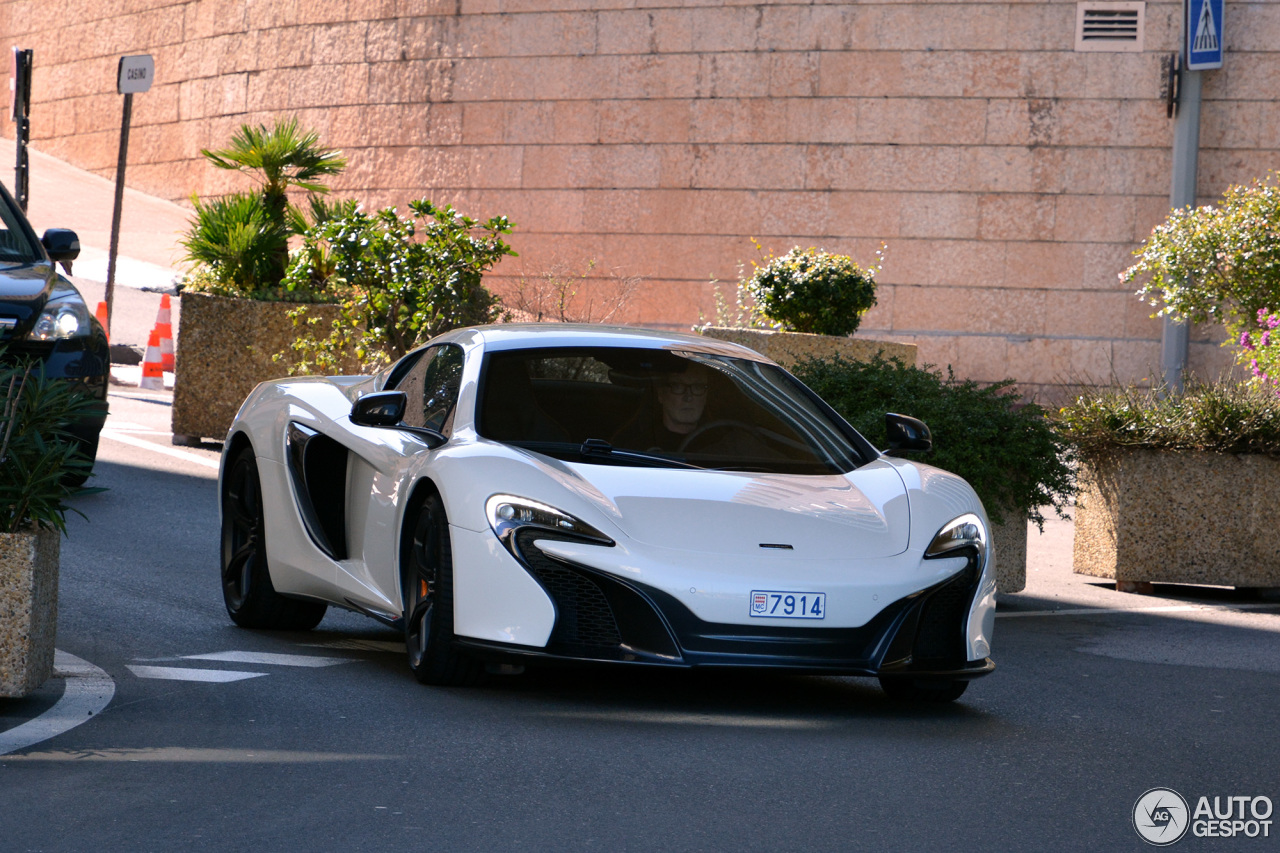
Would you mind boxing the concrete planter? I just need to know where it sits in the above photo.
[991,512,1027,594]
[171,292,346,444]
[697,327,917,368]
[1074,449,1280,588]
[0,527,59,698]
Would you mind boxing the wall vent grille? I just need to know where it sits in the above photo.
[1076,2,1145,53]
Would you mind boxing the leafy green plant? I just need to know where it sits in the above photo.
[1127,176,1280,387]
[183,118,347,299]
[792,355,1075,527]
[0,359,100,534]
[1054,378,1280,456]
[744,245,881,336]
[283,199,515,373]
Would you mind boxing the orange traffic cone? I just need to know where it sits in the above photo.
[140,329,164,391]
[95,301,110,342]
[153,294,174,371]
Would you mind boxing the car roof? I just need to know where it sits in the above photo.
[434,323,774,362]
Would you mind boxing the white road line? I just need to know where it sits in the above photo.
[0,651,115,756]
[100,429,220,470]
[997,602,1280,619]
[181,651,351,668]
[126,665,265,683]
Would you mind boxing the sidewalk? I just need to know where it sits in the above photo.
[21,145,189,380]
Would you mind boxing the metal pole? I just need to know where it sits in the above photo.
[104,92,133,339]
[1161,67,1202,393]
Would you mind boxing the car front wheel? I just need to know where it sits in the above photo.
[402,490,482,686]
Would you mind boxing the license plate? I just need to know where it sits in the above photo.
[749,590,826,620]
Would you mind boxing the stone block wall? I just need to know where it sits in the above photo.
[2,0,1275,396]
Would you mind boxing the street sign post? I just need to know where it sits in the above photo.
[1186,0,1224,71]
[104,54,154,338]
[10,48,32,212]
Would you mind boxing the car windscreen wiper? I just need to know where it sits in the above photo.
[579,438,705,469]
[506,438,703,469]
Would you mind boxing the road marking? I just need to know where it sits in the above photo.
[0,651,115,756]
[181,651,351,668]
[997,602,1280,619]
[126,665,265,683]
[2,747,393,763]
[100,429,220,470]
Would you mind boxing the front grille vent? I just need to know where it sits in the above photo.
[516,532,623,649]
[1076,2,1144,53]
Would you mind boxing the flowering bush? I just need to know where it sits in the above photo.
[1239,308,1280,390]
[744,246,880,337]
[1126,176,1280,389]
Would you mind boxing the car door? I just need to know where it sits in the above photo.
[340,343,467,615]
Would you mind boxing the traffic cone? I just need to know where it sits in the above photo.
[95,301,109,342]
[140,329,164,390]
[153,294,174,371]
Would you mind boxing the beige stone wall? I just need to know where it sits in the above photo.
[2,0,1274,395]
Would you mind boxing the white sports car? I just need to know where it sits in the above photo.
[219,324,996,701]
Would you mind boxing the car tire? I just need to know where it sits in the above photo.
[221,444,327,630]
[402,489,482,686]
[62,428,99,488]
[878,676,968,703]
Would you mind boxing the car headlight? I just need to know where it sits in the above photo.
[29,294,91,340]
[485,494,614,557]
[924,513,986,566]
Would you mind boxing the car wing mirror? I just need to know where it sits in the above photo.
[41,228,80,263]
[884,412,932,456]
[350,391,446,449]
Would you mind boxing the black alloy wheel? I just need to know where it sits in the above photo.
[403,490,481,685]
[221,445,326,630]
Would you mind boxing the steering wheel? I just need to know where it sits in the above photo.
[677,419,762,453]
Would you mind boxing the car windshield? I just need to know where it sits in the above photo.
[477,346,868,475]
[0,190,40,264]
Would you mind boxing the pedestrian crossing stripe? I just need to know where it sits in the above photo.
[128,649,356,683]
[127,665,265,683]
[1193,1,1218,53]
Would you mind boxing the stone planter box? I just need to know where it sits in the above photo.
[171,292,346,444]
[991,513,1027,594]
[0,527,59,698]
[1074,449,1280,588]
[698,327,917,368]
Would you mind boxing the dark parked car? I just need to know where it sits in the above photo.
[0,181,108,475]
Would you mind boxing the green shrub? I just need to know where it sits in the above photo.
[1054,379,1280,456]
[792,355,1075,527]
[179,193,289,299]
[0,359,100,534]
[744,246,879,336]
[283,199,515,373]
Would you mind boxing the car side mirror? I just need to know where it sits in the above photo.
[350,391,447,449]
[885,412,932,456]
[41,228,80,263]
[351,391,407,427]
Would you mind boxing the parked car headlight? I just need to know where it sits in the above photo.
[29,294,91,340]
[485,494,614,557]
[924,513,986,566]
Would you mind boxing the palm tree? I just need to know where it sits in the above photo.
[201,118,347,284]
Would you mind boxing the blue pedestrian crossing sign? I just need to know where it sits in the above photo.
[1186,0,1224,70]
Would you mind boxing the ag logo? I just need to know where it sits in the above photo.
[1134,788,1190,846]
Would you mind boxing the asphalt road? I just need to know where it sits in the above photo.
[1,388,1278,852]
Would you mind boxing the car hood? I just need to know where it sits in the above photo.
[560,459,911,559]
